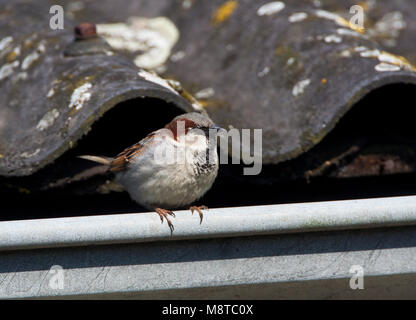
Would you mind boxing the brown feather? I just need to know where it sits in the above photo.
[110,133,156,172]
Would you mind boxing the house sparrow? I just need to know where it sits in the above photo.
[79,112,222,233]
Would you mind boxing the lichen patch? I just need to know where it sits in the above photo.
[195,87,215,99]
[359,49,416,72]
[367,11,406,47]
[170,51,186,62]
[7,46,21,62]
[97,17,179,70]
[182,0,193,9]
[0,61,19,81]
[0,36,13,53]
[292,79,311,97]
[315,9,364,33]
[36,109,60,131]
[20,148,40,158]
[324,34,342,43]
[286,57,296,66]
[257,66,270,77]
[14,72,28,82]
[138,70,179,94]
[46,88,55,98]
[375,63,401,72]
[69,82,92,110]
[21,41,46,70]
[336,28,366,38]
[289,12,308,23]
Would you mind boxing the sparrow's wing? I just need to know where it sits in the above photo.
[110,132,157,173]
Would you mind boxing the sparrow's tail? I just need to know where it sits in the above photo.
[78,155,113,166]
[47,155,114,189]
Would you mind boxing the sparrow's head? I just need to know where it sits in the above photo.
[165,112,222,140]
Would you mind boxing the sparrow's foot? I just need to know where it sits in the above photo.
[189,205,208,224]
[154,208,175,234]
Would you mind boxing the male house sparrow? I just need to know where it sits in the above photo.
[80,112,221,232]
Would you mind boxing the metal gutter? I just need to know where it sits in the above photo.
[2,195,416,299]
[1,195,416,251]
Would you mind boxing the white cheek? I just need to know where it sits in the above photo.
[185,132,207,149]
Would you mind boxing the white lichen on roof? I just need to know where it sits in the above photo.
[378,52,403,65]
[324,34,342,43]
[8,45,21,61]
[20,148,40,158]
[195,87,215,99]
[257,66,270,78]
[14,72,28,82]
[360,49,380,58]
[138,70,178,94]
[354,46,368,52]
[339,44,415,72]
[358,48,416,72]
[21,52,39,70]
[36,109,60,131]
[375,63,401,72]
[292,79,311,97]
[21,41,46,70]
[314,9,363,33]
[368,11,406,47]
[69,82,92,110]
[182,0,193,9]
[170,51,186,62]
[340,49,351,58]
[289,12,308,23]
[257,2,285,16]
[315,9,343,22]
[97,17,179,70]
[312,0,322,7]
[0,36,13,53]
[340,46,367,58]
[336,28,366,38]
[287,57,296,66]
[46,88,55,98]
[66,1,85,12]
[377,52,415,72]
[0,61,19,81]
[189,101,203,111]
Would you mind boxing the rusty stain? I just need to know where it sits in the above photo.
[321,78,327,84]
[211,1,238,26]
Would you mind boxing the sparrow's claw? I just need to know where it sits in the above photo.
[189,205,208,224]
[154,208,175,234]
